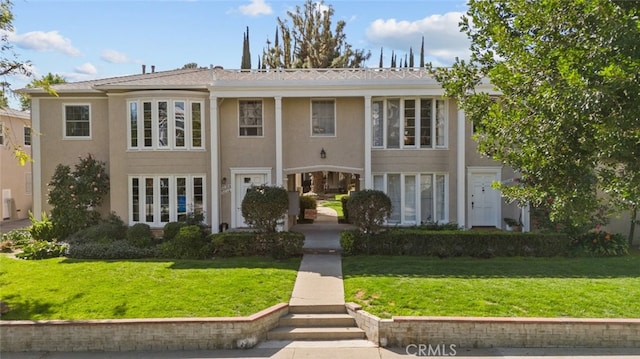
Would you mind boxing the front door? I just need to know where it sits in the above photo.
[469,173,499,227]
[2,189,11,220]
[235,174,267,227]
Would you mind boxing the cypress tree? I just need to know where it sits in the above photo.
[241,26,252,69]
[419,36,425,68]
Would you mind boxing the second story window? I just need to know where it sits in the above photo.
[239,100,263,137]
[64,104,91,139]
[128,99,204,150]
[311,99,336,136]
[24,126,31,146]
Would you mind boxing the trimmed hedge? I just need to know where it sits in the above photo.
[340,229,571,258]
[212,231,304,259]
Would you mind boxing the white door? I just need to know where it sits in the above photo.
[469,174,499,227]
[2,189,11,220]
[235,174,267,227]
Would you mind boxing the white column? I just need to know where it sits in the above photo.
[275,96,283,186]
[456,108,466,228]
[31,98,42,219]
[209,95,220,232]
[364,95,372,189]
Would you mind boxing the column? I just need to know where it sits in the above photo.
[364,95,372,189]
[31,99,42,219]
[456,108,466,228]
[209,95,220,232]
[275,96,283,186]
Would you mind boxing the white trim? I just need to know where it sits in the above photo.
[467,166,502,228]
[364,95,372,189]
[275,96,283,186]
[310,98,337,137]
[210,96,219,231]
[230,167,272,228]
[62,103,92,139]
[283,165,363,175]
[238,99,264,138]
[456,109,466,228]
[31,99,42,219]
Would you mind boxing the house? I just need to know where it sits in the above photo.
[20,66,556,234]
[0,108,32,223]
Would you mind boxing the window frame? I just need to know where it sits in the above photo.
[63,103,91,139]
[0,121,4,145]
[238,99,264,137]
[23,126,31,146]
[371,97,448,149]
[129,174,206,227]
[310,99,337,137]
[128,99,205,150]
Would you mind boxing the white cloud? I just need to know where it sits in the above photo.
[6,30,81,56]
[238,0,272,17]
[365,12,470,65]
[100,49,132,64]
[75,63,97,75]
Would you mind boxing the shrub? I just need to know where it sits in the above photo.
[299,195,317,222]
[126,223,154,248]
[163,222,188,241]
[417,222,462,231]
[341,195,350,223]
[67,240,157,260]
[340,229,571,257]
[67,221,127,245]
[0,240,13,252]
[346,190,392,233]
[572,230,628,257]
[159,225,208,259]
[241,185,289,232]
[48,154,110,239]
[211,231,304,259]
[2,229,32,246]
[29,212,57,241]
[16,241,68,260]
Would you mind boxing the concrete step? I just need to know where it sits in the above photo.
[267,327,367,341]
[288,304,346,314]
[279,313,356,327]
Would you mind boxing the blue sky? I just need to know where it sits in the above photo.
[6,0,470,107]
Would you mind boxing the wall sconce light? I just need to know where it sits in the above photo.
[222,177,227,185]
[320,148,326,159]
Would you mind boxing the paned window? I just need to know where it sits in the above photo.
[23,126,31,146]
[371,98,447,149]
[239,100,263,136]
[130,175,206,226]
[128,99,204,150]
[311,100,335,136]
[64,104,91,138]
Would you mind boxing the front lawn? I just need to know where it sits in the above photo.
[343,252,640,318]
[0,256,300,320]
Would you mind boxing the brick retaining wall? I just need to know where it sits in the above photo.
[346,303,640,348]
[0,303,288,352]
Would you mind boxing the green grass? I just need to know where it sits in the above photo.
[343,252,640,319]
[319,195,347,218]
[0,256,300,320]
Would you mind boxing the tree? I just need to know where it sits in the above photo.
[419,36,425,68]
[48,154,110,239]
[427,0,640,241]
[261,0,370,69]
[241,26,252,70]
[20,73,66,110]
[241,185,289,232]
[181,63,199,69]
[347,190,392,234]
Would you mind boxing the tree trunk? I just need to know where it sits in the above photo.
[629,206,638,247]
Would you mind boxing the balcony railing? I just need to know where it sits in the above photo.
[212,67,433,82]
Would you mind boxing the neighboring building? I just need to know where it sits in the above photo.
[20,66,553,234]
[0,108,32,222]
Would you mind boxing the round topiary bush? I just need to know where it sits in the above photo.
[126,223,153,248]
[241,185,289,232]
[347,189,392,233]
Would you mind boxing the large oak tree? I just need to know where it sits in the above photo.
[428,0,639,241]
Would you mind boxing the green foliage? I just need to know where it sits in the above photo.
[416,222,462,231]
[241,185,289,232]
[211,231,304,259]
[341,195,350,223]
[159,225,209,259]
[28,212,56,241]
[340,229,571,258]
[67,240,158,260]
[572,231,629,257]
[2,228,32,246]
[427,0,640,235]
[48,154,110,239]
[346,190,392,233]
[20,72,66,111]
[162,222,188,241]
[126,223,154,248]
[261,0,370,69]
[15,240,68,260]
[299,195,317,221]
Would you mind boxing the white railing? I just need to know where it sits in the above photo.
[212,67,433,82]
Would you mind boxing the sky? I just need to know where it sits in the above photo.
[5,0,471,108]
